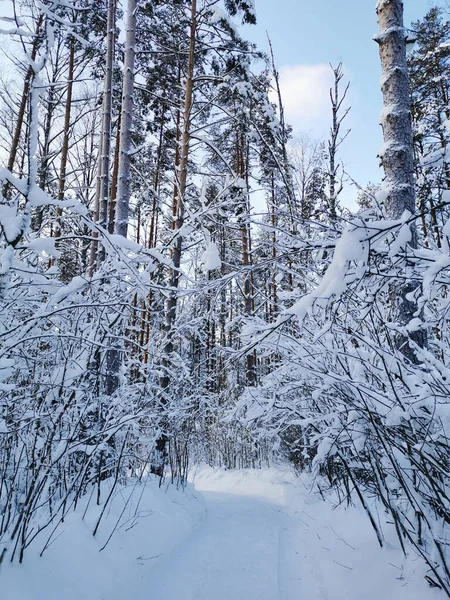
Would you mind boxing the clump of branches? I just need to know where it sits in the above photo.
[238,205,450,594]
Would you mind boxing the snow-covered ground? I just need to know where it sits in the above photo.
[2,466,441,599]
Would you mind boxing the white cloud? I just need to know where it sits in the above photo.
[271,64,334,137]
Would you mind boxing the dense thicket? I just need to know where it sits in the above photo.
[0,0,449,593]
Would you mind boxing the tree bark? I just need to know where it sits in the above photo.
[2,15,43,199]
[102,0,136,398]
[375,0,416,226]
[54,37,75,238]
[108,112,121,234]
[115,0,137,238]
[375,0,426,355]
[90,0,116,270]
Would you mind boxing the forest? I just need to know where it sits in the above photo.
[1,0,450,597]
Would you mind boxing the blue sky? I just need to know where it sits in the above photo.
[243,0,446,208]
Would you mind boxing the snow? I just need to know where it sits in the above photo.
[288,220,370,320]
[27,237,60,258]
[51,275,88,304]
[0,26,33,36]
[0,205,22,243]
[1,477,203,600]
[388,211,412,256]
[2,467,440,600]
[108,233,142,253]
[201,242,222,271]
[379,103,409,124]
[209,7,228,25]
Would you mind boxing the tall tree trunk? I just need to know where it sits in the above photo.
[142,93,170,366]
[375,0,416,219]
[99,0,116,232]
[33,36,62,231]
[102,0,136,397]
[90,0,116,270]
[270,172,278,321]
[115,0,136,238]
[153,0,197,476]
[375,0,426,355]
[108,112,121,234]
[54,37,75,238]
[236,130,256,386]
[2,15,44,199]
[375,1,416,223]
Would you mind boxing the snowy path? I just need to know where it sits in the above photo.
[3,466,440,600]
[140,467,439,600]
[145,489,302,600]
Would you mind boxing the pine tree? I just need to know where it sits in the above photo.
[408,6,450,246]
[375,0,426,357]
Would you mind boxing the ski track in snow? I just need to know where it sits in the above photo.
[3,466,441,600]
[145,489,302,600]
[137,467,439,600]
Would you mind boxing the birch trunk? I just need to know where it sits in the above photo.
[90,0,116,270]
[115,0,136,238]
[108,112,121,233]
[103,0,135,398]
[99,0,116,231]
